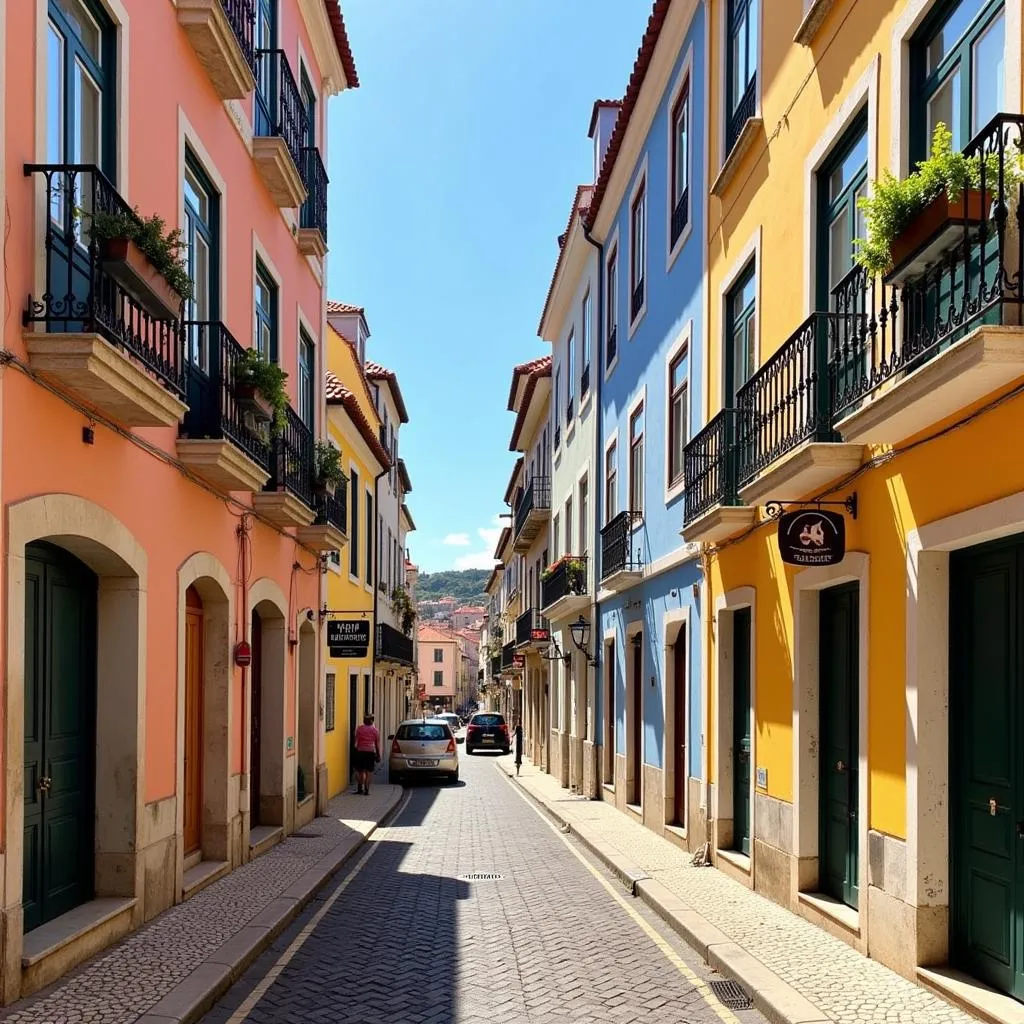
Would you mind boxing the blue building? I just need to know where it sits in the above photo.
[588,0,707,843]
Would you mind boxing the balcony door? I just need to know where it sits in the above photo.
[183,156,219,419]
[255,0,277,135]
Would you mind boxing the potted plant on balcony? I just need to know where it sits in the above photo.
[233,347,288,432]
[87,206,192,321]
[854,122,1018,285]
[391,584,416,636]
[313,441,344,496]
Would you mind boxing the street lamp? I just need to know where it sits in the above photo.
[568,615,597,666]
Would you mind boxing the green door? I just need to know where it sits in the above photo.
[951,537,1024,998]
[23,542,97,933]
[733,607,751,856]
[819,583,859,909]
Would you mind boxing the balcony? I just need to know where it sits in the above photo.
[515,608,550,649]
[376,621,413,667]
[297,147,328,258]
[253,49,308,208]
[512,475,551,552]
[22,165,188,428]
[541,555,589,622]
[252,406,316,527]
[296,480,348,552]
[177,321,271,492]
[500,641,518,671]
[600,511,643,592]
[177,0,256,101]
[832,114,1024,446]
[734,312,863,508]
[489,654,502,679]
[681,409,756,543]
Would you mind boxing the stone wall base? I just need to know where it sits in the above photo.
[582,740,599,799]
[642,764,664,832]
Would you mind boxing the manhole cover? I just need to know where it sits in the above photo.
[457,872,504,881]
[709,979,752,1010]
[290,831,324,839]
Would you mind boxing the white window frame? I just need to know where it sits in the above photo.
[603,430,619,526]
[604,226,621,380]
[716,0,764,175]
[666,44,695,271]
[627,155,649,339]
[627,387,646,526]
[665,321,693,505]
[717,226,762,411]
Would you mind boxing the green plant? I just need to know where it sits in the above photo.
[314,441,345,486]
[233,347,288,432]
[87,206,193,300]
[391,584,417,636]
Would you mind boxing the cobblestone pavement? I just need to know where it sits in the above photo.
[0,784,399,1024]
[200,751,767,1024]
[501,761,977,1024]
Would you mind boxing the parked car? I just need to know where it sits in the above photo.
[434,712,463,741]
[388,719,459,785]
[465,712,510,755]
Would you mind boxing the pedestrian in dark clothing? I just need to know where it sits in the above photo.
[513,718,524,776]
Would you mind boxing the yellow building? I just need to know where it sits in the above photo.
[688,0,1024,1007]
[322,306,392,797]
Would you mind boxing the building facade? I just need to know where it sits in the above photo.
[417,624,460,711]
[1,0,356,1000]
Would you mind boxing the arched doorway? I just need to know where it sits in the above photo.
[184,586,204,857]
[296,619,316,819]
[23,541,98,932]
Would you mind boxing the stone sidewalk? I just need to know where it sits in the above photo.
[0,784,402,1024]
[497,760,979,1024]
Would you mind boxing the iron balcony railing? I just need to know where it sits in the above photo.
[515,607,549,648]
[728,77,756,154]
[300,146,328,241]
[736,312,836,488]
[181,321,271,472]
[254,49,307,172]
[631,278,645,321]
[671,187,690,248]
[606,325,618,368]
[489,654,502,678]
[513,475,551,540]
[600,511,642,580]
[376,621,413,665]
[266,405,314,508]
[313,478,348,535]
[682,408,744,526]
[23,164,187,398]
[541,555,588,609]
[501,641,516,670]
[221,0,257,75]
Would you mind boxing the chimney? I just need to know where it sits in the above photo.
[588,99,622,183]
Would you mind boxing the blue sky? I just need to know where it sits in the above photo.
[326,0,652,574]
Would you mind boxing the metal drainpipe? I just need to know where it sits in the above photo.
[369,464,390,722]
[583,222,603,797]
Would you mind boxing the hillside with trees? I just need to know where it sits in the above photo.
[415,569,490,607]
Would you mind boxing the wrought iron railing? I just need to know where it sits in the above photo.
[266,405,314,508]
[314,480,348,535]
[222,0,257,75]
[600,510,642,580]
[300,146,328,241]
[254,49,307,172]
[631,279,644,321]
[728,77,756,153]
[377,621,413,665]
[515,607,549,647]
[23,164,187,397]
[671,188,689,248]
[501,641,516,670]
[736,312,835,487]
[541,555,588,609]
[607,325,618,367]
[181,322,270,471]
[513,475,551,540]
[683,408,744,526]
[489,653,502,678]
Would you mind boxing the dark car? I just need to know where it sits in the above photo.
[465,712,510,755]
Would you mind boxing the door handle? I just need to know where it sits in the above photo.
[836,760,847,773]
[37,776,52,794]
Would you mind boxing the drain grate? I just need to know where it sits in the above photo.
[709,979,752,1010]
[457,872,504,881]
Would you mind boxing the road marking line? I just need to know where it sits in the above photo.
[503,772,741,1024]
[224,790,413,1024]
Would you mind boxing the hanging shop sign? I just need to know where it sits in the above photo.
[530,626,550,643]
[512,653,525,669]
[327,619,370,658]
[776,508,846,567]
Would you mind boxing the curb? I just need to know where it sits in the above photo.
[497,764,830,1024]
[135,786,405,1024]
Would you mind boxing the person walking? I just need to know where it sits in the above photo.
[353,714,380,795]
[513,717,524,776]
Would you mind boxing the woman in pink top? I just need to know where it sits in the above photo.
[353,714,380,795]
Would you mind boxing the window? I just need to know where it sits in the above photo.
[365,492,374,585]
[553,513,560,559]
[605,441,618,524]
[565,497,574,555]
[566,330,575,423]
[670,80,691,248]
[727,0,758,152]
[606,247,619,368]
[726,264,757,402]
[630,181,646,323]
[912,0,1003,159]
[255,262,277,361]
[298,329,314,427]
[254,0,276,136]
[553,366,562,447]
[300,66,316,150]
[581,291,592,396]
[387,527,393,591]
[668,349,689,486]
[629,404,645,517]
[433,671,444,687]
[579,476,589,558]
[349,470,360,577]
[183,155,218,371]
[325,673,336,732]
[433,648,443,663]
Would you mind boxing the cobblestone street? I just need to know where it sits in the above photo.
[200,753,766,1024]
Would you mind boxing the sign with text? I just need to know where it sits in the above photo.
[530,627,550,643]
[327,619,370,658]
[777,509,846,567]
[512,653,525,669]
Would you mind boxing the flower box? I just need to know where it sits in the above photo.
[233,381,274,423]
[100,237,184,321]
[885,189,990,286]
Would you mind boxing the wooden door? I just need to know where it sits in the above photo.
[23,542,97,932]
[605,641,615,783]
[819,583,859,909]
[249,611,262,826]
[732,608,751,856]
[631,637,642,804]
[184,586,204,856]
[673,633,687,826]
[348,673,358,782]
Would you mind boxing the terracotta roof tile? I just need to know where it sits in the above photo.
[493,526,512,561]
[364,361,410,424]
[324,1,360,88]
[400,502,416,531]
[503,456,524,506]
[327,300,364,315]
[537,184,594,335]
[588,98,623,137]
[508,359,552,453]
[325,371,392,468]
[506,354,552,411]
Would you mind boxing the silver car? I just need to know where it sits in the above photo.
[388,719,459,785]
